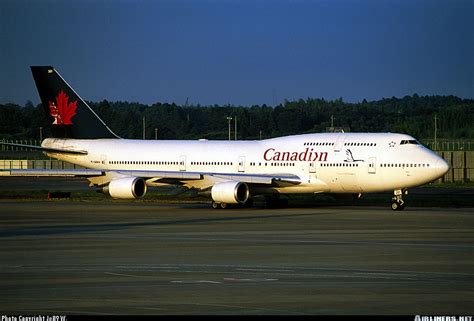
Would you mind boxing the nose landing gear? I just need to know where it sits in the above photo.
[391,189,407,211]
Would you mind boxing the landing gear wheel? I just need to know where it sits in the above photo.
[391,201,401,211]
[211,201,219,209]
[391,201,405,211]
[391,191,406,211]
[220,203,228,209]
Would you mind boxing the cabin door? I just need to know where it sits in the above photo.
[334,135,345,152]
[368,157,376,174]
[238,156,245,173]
[100,154,108,169]
[179,155,186,171]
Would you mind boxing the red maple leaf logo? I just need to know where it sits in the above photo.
[48,90,77,125]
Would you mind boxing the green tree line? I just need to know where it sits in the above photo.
[1,95,473,141]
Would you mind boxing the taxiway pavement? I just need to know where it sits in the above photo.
[0,201,473,314]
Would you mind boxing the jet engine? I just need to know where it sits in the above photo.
[211,181,249,204]
[104,177,147,199]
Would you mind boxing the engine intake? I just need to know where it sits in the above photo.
[104,177,147,199]
[211,181,249,204]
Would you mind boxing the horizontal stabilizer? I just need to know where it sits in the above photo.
[1,169,103,177]
[0,141,88,155]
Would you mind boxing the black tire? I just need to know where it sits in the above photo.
[391,201,405,211]
[391,201,399,211]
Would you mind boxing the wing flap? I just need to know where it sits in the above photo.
[117,170,202,180]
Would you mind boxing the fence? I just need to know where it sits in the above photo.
[436,151,473,183]
[1,139,41,151]
[0,159,84,170]
[422,140,474,151]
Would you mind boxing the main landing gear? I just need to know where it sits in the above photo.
[391,189,407,211]
[211,199,254,209]
[212,201,228,209]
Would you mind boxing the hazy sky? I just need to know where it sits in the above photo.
[1,0,473,106]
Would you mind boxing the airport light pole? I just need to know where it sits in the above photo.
[155,128,158,140]
[234,116,237,140]
[39,127,43,143]
[226,116,232,140]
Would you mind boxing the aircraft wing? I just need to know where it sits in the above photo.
[205,172,301,185]
[1,168,301,186]
[116,170,300,185]
[106,170,301,186]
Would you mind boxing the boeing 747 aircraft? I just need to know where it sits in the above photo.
[1,66,449,210]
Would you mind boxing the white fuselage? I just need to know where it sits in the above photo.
[43,132,448,194]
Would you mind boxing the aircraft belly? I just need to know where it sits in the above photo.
[358,170,423,193]
[274,185,328,194]
[337,173,361,193]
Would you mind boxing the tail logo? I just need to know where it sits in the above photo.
[48,90,77,125]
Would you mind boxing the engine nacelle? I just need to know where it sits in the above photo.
[104,177,147,199]
[211,181,249,204]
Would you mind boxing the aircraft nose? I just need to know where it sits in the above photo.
[434,157,449,178]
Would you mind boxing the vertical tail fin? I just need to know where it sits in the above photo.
[31,66,119,139]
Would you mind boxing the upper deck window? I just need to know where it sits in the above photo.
[400,140,419,145]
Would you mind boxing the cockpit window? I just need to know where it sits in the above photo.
[400,140,419,145]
